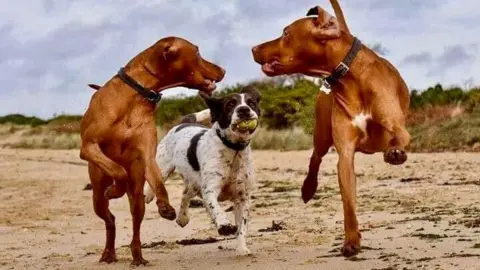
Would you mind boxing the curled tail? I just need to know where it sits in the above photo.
[181,109,211,123]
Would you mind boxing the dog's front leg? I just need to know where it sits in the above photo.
[201,170,237,236]
[332,112,361,257]
[141,132,176,221]
[233,194,250,255]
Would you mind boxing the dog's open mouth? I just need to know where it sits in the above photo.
[232,118,259,133]
[261,60,284,76]
[199,79,217,94]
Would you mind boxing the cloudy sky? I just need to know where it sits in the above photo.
[0,0,479,118]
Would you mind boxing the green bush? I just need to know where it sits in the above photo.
[0,114,46,126]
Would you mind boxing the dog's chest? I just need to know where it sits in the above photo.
[199,147,250,202]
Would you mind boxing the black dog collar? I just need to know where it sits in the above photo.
[117,67,162,104]
[324,37,362,88]
[216,128,250,151]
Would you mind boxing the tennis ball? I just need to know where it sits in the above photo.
[237,119,258,130]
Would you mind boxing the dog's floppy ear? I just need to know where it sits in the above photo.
[307,6,341,40]
[144,42,178,76]
[199,92,222,123]
[241,85,261,103]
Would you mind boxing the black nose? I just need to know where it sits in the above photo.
[236,106,251,118]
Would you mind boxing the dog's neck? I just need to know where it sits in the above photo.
[122,50,185,93]
[212,123,253,152]
[322,34,370,82]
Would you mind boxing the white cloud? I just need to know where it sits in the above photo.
[0,0,479,118]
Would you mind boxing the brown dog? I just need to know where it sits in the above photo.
[80,36,225,265]
[252,0,410,257]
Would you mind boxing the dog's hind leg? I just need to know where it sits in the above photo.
[81,141,127,199]
[302,92,333,203]
[176,183,197,228]
[89,163,118,264]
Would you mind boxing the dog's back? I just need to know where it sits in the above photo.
[155,121,210,182]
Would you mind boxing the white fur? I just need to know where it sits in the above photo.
[351,113,371,135]
[144,96,258,256]
[194,109,211,122]
[319,83,331,94]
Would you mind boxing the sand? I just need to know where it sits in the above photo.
[0,149,479,270]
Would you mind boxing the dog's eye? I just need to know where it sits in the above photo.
[226,100,236,108]
[247,100,255,108]
[283,30,289,37]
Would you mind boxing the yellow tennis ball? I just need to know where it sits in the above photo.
[237,119,258,130]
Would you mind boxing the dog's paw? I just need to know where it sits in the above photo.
[157,203,177,221]
[176,216,190,228]
[99,249,117,264]
[236,247,252,256]
[131,256,149,266]
[218,224,238,236]
[341,231,361,257]
[383,148,407,165]
[301,177,318,204]
[104,183,126,199]
[341,242,361,257]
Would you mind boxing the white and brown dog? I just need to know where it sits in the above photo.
[144,86,261,255]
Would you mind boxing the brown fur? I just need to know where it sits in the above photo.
[80,36,225,266]
[252,0,410,257]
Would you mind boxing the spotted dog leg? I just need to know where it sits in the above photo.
[201,175,237,236]
[176,184,197,227]
[234,194,251,255]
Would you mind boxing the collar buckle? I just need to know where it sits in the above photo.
[335,62,350,77]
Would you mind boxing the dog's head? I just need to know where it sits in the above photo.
[201,86,261,141]
[145,37,226,94]
[251,1,351,77]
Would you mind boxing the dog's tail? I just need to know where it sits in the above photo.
[330,0,350,34]
[181,109,211,123]
[88,84,102,91]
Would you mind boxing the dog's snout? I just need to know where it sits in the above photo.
[252,46,259,54]
[236,106,252,118]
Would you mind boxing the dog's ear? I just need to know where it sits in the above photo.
[329,0,350,34]
[241,86,261,103]
[307,6,341,40]
[87,84,101,90]
[144,42,178,76]
[199,92,222,123]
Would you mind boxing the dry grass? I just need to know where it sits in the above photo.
[407,104,465,126]
[407,108,480,152]
[251,127,312,151]
[2,105,479,152]
[0,124,312,151]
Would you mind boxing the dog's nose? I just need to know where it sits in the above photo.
[252,46,259,54]
[236,106,251,117]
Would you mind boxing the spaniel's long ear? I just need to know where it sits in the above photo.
[199,92,222,123]
[307,6,341,40]
[144,41,178,77]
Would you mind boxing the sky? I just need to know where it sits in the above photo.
[0,0,479,118]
